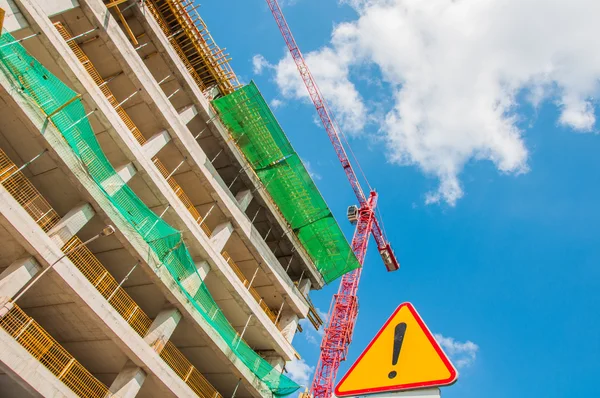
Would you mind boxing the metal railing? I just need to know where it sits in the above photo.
[61,235,222,397]
[0,304,110,398]
[159,340,223,398]
[152,158,213,238]
[55,22,147,146]
[0,149,60,232]
[55,22,215,239]
[221,250,281,328]
[62,236,153,337]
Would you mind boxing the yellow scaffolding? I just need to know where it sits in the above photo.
[143,0,240,95]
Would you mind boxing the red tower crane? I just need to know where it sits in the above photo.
[265,2,401,397]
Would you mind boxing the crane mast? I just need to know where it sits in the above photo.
[265,1,400,397]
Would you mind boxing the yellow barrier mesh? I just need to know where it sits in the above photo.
[56,22,214,239]
[61,236,153,337]
[0,149,60,232]
[159,341,223,398]
[152,158,213,238]
[54,23,147,145]
[0,28,298,396]
[0,305,110,397]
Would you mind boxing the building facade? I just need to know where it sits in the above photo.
[0,1,358,397]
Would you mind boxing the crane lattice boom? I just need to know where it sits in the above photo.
[265,1,400,397]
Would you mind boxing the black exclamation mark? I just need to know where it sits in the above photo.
[388,322,407,379]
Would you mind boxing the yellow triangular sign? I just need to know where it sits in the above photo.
[335,303,458,396]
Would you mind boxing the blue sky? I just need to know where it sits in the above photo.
[202,1,600,397]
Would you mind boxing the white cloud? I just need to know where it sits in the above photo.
[266,0,600,205]
[299,307,328,345]
[270,98,284,109]
[434,334,479,369]
[316,308,329,337]
[272,50,368,134]
[286,358,314,386]
[252,54,271,75]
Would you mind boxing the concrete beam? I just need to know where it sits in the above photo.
[278,311,300,344]
[235,190,253,212]
[209,222,234,253]
[108,361,147,398]
[180,260,210,296]
[47,202,95,248]
[144,306,182,352]
[142,129,170,158]
[0,257,40,298]
[178,105,198,126]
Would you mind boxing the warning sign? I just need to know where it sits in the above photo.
[335,303,458,396]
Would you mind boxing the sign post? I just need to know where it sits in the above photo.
[359,388,441,398]
[335,303,458,397]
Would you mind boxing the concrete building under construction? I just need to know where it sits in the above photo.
[0,1,360,397]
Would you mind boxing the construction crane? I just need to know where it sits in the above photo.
[265,1,401,397]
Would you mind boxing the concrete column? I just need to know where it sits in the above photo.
[178,105,198,126]
[209,221,233,252]
[278,311,300,344]
[142,129,171,158]
[108,361,147,398]
[180,260,210,297]
[115,162,137,182]
[298,278,312,297]
[235,190,253,212]
[0,257,40,298]
[261,351,285,373]
[47,202,95,248]
[144,307,182,352]
[101,162,137,196]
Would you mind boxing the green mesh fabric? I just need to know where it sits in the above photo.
[0,32,298,397]
[212,82,360,283]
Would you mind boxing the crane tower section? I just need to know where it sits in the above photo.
[265,1,401,397]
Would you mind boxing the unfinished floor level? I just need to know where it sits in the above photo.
[0,0,360,397]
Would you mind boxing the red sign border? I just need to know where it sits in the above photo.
[334,302,458,397]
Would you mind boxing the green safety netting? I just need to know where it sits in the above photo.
[0,32,298,397]
[212,82,360,283]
